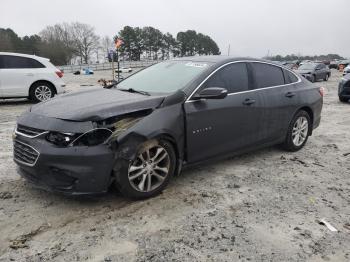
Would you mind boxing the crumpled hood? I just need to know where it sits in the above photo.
[30,87,165,121]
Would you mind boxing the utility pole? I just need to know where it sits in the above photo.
[111,50,115,80]
[114,37,123,82]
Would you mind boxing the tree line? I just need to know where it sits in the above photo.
[0,23,220,66]
[266,54,345,62]
[116,26,220,61]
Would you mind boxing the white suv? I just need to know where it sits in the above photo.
[0,52,65,102]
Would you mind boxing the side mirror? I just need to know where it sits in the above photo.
[192,87,228,100]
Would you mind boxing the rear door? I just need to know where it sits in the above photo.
[0,55,45,97]
[249,62,301,142]
[315,64,326,80]
[184,62,264,163]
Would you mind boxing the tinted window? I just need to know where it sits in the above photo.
[2,55,45,69]
[252,63,285,89]
[283,69,298,84]
[0,56,4,69]
[201,62,249,93]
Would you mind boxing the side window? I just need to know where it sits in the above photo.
[315,64,323,70]
[201,63,249,93]
[283,69,299,84]
[2,55,45,69]
[252,63,285,89]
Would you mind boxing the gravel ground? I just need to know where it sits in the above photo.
[0,70,349,262]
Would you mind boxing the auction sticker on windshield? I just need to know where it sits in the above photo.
[185,62,208,68]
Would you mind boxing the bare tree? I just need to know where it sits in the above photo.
[70,22,100,64]
[39,23,76,64]
[101,36,113,62]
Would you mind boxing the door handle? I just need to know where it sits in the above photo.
[285,92,296,98]
[26,73,34,76]
[242,98,256,105]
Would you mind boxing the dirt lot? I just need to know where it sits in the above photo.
[0,70,349,262]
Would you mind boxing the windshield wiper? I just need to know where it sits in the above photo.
[118,88,151,96]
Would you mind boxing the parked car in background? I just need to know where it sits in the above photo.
[343,65,350,76]
[329,60,339,69]
[13,56,323,199]
[338,60,350,70]
[295,63,331,82]
[283,62,298,70]
[339,74,350,102]
[116,67,133,73]
[0,52,65,102]
[299,60,313,66]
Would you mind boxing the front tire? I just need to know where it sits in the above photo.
[113,139,176,199]
[282,110,311,152]
[30,82,55,102]
[324,74,329,81]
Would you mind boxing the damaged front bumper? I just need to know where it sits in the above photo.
[13,113,115,195]
[14,136,115,195]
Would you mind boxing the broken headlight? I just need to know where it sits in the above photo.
[70,128,113,147]
[46,132,77,147]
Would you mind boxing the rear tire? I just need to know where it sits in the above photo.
[113,139,176,199]
[282,110,311,152]
[29,82,55,102]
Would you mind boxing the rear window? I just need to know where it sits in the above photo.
[283,69,299,84]
[1,55,45,69]
[0,56,4,69]
[252,62,285,89]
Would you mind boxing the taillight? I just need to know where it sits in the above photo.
[319,87,325,97]
[55,70,63,78]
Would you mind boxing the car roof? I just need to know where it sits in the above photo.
[171,55,280,65]
[0,52,49,61]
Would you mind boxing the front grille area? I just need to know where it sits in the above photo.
[16,124,46,137]
[13,140,39,166]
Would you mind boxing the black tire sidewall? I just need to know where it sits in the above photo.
[283,110,311,152]
[114,139,176,199]
[30,82,55,102]
[339,96,348,103]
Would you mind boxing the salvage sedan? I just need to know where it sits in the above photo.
[13,57,323,199]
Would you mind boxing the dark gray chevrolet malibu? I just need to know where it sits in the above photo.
[13,56,323,199]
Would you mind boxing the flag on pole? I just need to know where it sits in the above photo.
[115,38,123,49]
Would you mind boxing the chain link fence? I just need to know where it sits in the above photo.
[58,60,159,73]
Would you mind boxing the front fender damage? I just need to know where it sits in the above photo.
[106,102,185,177]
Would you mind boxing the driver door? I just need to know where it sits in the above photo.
[184,62,264,163]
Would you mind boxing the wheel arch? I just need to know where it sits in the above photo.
[293,106,314,135]
[113,131,183,176]
[29,80,57,97]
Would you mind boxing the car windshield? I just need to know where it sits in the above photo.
[299,64,317,70]
[117,60,211,94]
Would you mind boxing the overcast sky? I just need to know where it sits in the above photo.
[1,0,349,58]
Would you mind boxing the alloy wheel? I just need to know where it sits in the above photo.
[35,85,52,101]
[292,116,309,147]
[128,144,170,192]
